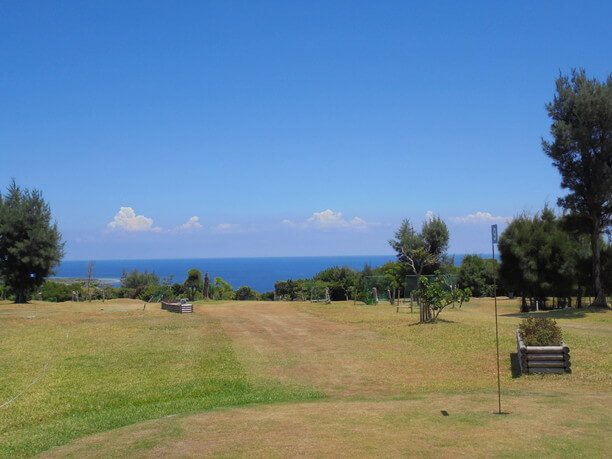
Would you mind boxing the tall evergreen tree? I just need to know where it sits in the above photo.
[0,181,64,303]
[542,69,611,306]
[203,271,211,299]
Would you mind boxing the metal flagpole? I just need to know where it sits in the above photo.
[491,224,502,414]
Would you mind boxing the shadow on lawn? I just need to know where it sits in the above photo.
[408,318,457,327]
[510,353,522,378]
[501,306,608,320]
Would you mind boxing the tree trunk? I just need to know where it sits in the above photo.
[416,270,426,322]
[590,217,607,307]
[520,296,529,312]
[15,290,26,304]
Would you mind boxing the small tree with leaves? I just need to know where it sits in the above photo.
[214,277,235,300]
[417,271,471,322]
[0,181,64,303]
[184,268,203,301]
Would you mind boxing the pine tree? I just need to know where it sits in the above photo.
[542,69,611,307]
[0,181,64,303]
[203,271,211,299]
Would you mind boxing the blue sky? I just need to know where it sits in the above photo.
[1,1,610,260]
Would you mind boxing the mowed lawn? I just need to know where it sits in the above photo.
[0,300,322,457]
[1,298,610,457]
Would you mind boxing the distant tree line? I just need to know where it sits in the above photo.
[18,268,272,303]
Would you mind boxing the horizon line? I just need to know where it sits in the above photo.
[60,253,497,263]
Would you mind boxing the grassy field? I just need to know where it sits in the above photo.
[0,300,322,457]
[0,297,610,457]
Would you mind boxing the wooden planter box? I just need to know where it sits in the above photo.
[161,301,193,314]
[516,330,571,374]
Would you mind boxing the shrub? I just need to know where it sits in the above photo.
[116,287,136,299]
[102,286,119,299]
[518,317,563,346]
[171,283,187,298]
[39,281,80,302]
[139,284,170,301]
[120,269,159,289]
[235,286,259,300]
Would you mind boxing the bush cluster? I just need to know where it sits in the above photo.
[518,317,563,346]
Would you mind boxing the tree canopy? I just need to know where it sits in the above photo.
[313,266,358,301]
[274,279,301,301]
[213,277,235,300]
[388,217,449,278]
[183,268,203,300]
[0,181,64,303]
[120,269,159,289]
[119,269,160,299]
[457,255,498,297]
[497,207,604,310]
[542,69,611,306]
[235,285,259,300]
[417,271,471,322]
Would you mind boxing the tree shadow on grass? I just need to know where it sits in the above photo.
[407,318,457,327]
[501,307,608,320]
[510,353,522,378]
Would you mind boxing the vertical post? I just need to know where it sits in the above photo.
[492,224,502,414]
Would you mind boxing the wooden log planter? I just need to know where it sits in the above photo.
[161,301,193,314]
[516,330,571,375]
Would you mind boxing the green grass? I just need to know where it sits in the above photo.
[1,298,610,457]
[0,300,322,457]
[296,297,612,393]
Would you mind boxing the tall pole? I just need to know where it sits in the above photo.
[492,224,502,414]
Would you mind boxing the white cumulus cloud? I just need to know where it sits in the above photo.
[425,210,435,222]
[107,207,161,232]
[283,209,372,230]
[177,216,202,231]
[451,211,512,224]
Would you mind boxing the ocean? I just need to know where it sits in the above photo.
[52,254,493,293]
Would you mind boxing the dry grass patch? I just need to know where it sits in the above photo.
[44,393,611,458]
